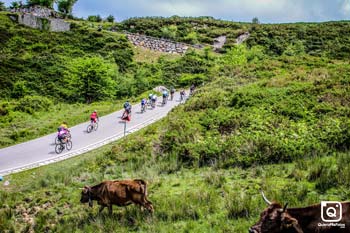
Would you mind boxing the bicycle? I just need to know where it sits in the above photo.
[87,120,98,133]
[151,99,156,109]
[55,136,72,154]
[55,131,71,145]
[162,96,168,105]
[180,93,186,103]
[141,104,146,113]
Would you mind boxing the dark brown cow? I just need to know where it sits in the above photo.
[249,191,350,233]
[80,179,154,214]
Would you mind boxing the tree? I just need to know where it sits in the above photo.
[26,0,55,8]
[0,1,6,11]
[161,25,177,39]
[183,31,198,44]
[221,44,248,66]
[62,56,117,103]
[57,0,77,16]
[106,14,114,23]
[10,1,20,9]
[283,41,305,56]
[87,14,102,22]
[252,17,260,24]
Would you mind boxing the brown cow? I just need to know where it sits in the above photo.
[249,191,350,233]
[80,179,154,214]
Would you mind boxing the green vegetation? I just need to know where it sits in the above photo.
[247,22,350,59]
[27,0,55,8]
[106,14,114,23]
[0,13,214,147]
[57,0,78,17]
[0,12,131,147]
[118,17,350,58]
[87,14,102,22]
[0,1,6,11]
[0,12,350,233]
[120,16,249,49]
[0,121,349,232]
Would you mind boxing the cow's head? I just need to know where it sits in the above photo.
[80,186,93,207]
[249,191,303,233]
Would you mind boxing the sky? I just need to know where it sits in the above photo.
[2,0,350,23]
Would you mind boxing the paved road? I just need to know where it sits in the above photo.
[0,92,186,176]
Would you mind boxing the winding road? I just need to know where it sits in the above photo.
[0,92,185,176]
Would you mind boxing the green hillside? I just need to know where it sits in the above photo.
[1,13,350,233]
[0,12,133,101]
[0,13,213,147]
[120,17,350,58]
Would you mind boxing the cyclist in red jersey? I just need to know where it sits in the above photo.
[90,110,99,123]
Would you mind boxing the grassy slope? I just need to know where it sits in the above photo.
[133,46,180,63]
[0,13,182,148]
[1,14,350,233]
[247,21,350,59]
[1,54,350,232]
[119,17,350,58]
[1,118,349,232]
[0,12,128,147]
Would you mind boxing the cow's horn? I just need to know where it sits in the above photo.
[260,190,272,205]
[282,202,288,212]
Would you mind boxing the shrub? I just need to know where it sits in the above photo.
[15,95,53,114]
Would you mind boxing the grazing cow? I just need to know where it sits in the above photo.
[80,179,154,214]
[249,191,350,233]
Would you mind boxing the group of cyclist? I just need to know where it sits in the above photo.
[57,110,100,144]
[57,85,195,144]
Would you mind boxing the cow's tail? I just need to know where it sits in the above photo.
[134,179,147,196]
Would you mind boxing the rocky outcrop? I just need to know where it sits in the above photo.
[236,32,250,44]
[213,35,227,51]
[126,33,190,54]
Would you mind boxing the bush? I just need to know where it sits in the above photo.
[15,95,53,114]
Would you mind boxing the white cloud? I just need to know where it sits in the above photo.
[342,0,350,15]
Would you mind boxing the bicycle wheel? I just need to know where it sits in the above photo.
[94,122,98,131]
[66,140,72,151]
[87,124,93,133]
[55,143,64,154]
[55,136,60,145]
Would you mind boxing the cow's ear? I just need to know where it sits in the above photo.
[281,214,303,233]
[83,186,90,193]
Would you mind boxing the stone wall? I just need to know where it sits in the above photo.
[126,33,190,54]
[11,6,70,32]
[49,18,70,32]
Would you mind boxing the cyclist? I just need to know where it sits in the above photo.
[190,84,195,95]
[122,101,132,120]
[162,90,168,105]
[148,93,153,106]
[151,94,157,108]
[57,121,69,143]
[170,87,175,101]
[124,101,132,113]
[141,98,147,112]
[180,89,186,102]
[90,110,99,124]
